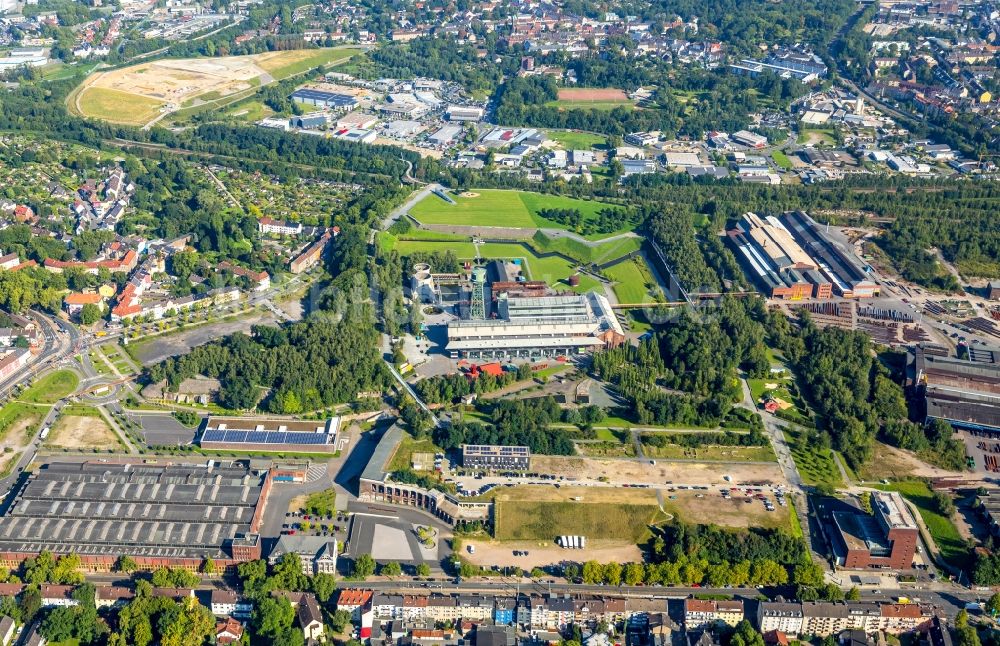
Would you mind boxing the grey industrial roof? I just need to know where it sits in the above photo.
[291,89,357,106]
[0,461,266,558]
[360,423,405,483]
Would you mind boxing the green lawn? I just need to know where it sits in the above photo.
[641,442,776,462]
[873,481,969,568]
[784,426,843,489]
[387,435,443,472]
[0,401,47,443]
[20,370,79,404]
[386,238,602,293]
[409,189,625,234]
[529,230,641,263]
[494,487,664,542]
[302,489,338,516]
[605,257,663,304]
[545,130,607,150]
[227,99,274,121]
[771,150,793,170]
[256,47,363,80]
[394,239,479,257]
[545,99,635,111]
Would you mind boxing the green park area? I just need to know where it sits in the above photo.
[409,189,627,237]
[784,426,843,489]
[20,370,80,404]
[302,489,338,517]
[0,401,47,445]
[545,130,607,150]
[604,257,664,304]
[874,480,968,568]
[639,436,776,462]
[383,239,603,293]
[257,46,364,80]
[771,150,793,170]
[492,485,666,542]
[387,435,443,472]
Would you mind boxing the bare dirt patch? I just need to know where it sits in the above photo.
[75,55,268,125]
[557,88,628,102]
[856,442,968,482]
[463,538,641,569]
[661,490,791,531]
[530,456,787,486]
[47,412,120,450]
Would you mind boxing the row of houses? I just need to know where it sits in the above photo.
[757,601,932,637]
[335,590,934,639]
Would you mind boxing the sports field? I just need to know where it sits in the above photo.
[547,88,634,111]
[545,130,607,150]
[493,485,665,542]
[69,48,360,126]
[409,189,625,233]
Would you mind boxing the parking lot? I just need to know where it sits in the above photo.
[131,412,197,446]
[345,511,443,565]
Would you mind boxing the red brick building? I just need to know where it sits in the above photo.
[832,491,919,570]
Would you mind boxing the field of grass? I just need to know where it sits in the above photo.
[255,47,363,80]
[387,435,443,472]
[771,150,793,170]
[0,401,46,444]
[493,485,665,542]
[784,426,843,489]
[748,377,812,426]
[529,230,641,264]
[393,239,479,257]
[302,489,338,516]
[641,442,777,462]
[545,130,607,150]
[873,480,968,568]
[575,440,636,458]
[546,99,634,111]
[384,237,603,292]
[77,87,164,125]
[227,99,274,121]
[88,350,111,375]
[605,257,663,304]
[410,189,625,234]
[21,370,79,404]
[42,61,101,81]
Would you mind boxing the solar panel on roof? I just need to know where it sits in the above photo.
[202,428,332,446]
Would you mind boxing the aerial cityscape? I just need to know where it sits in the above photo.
[0,0,999,643]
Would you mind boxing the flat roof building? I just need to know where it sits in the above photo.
[447,105,485,122]
[0,461,268,572]
[727,213,824,300]
[200,416,340,453]
[831,491,918,570]
[461,445,530,471]
[446,292,625,359]
[912,345,1000,433]
[780,211,880,298]
[291,88,358,111]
